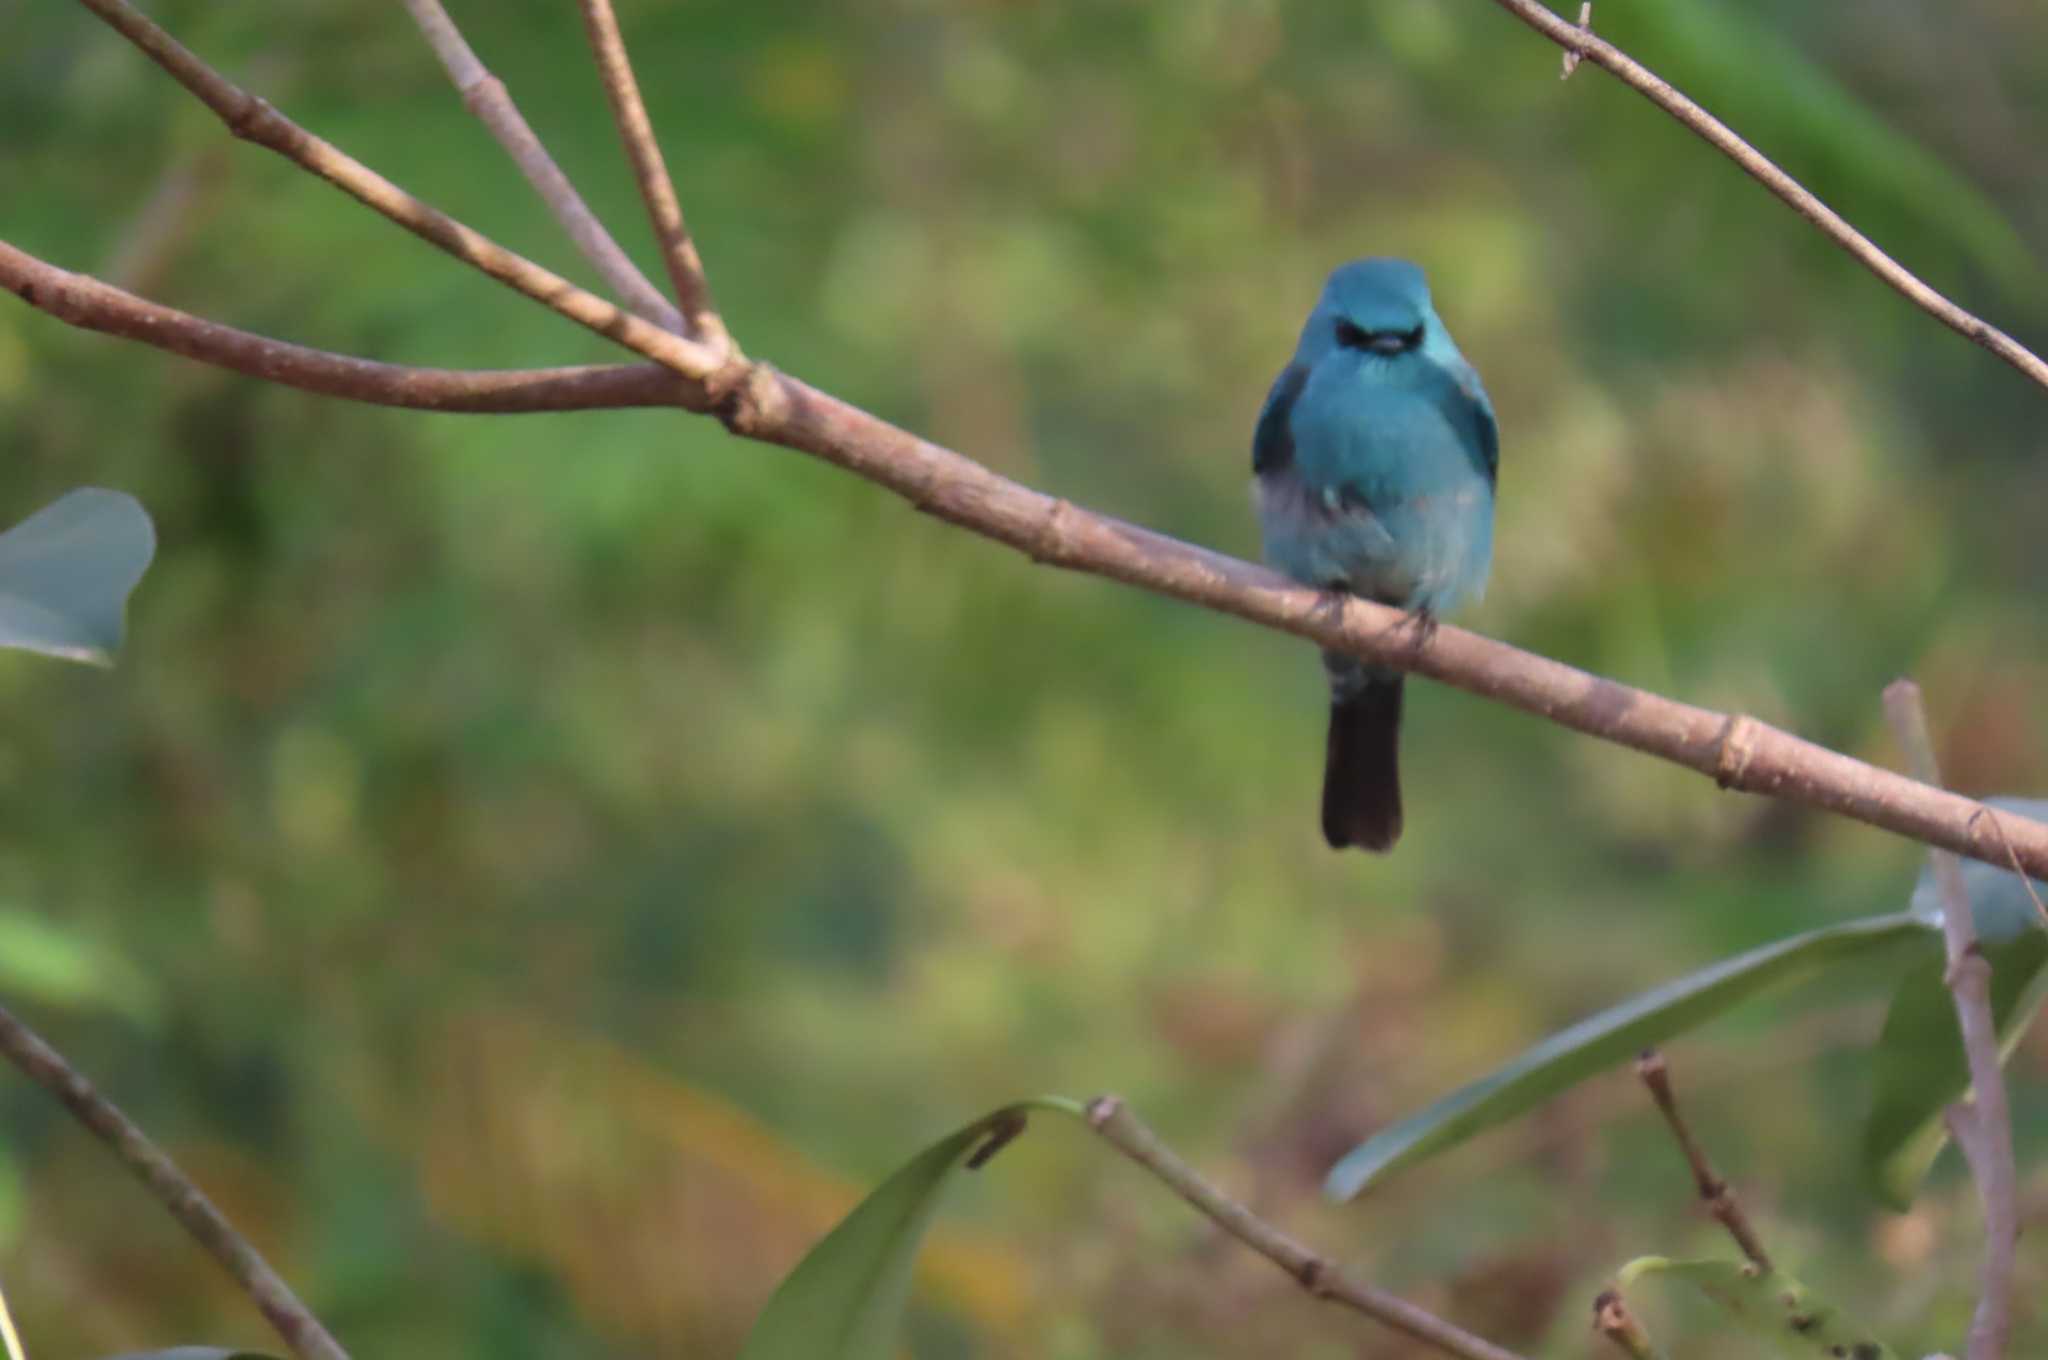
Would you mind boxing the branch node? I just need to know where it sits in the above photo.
[1560,2,1594,80]
[1711,713,1759,790]
[223,94,275,144]
[1028,498,1080,566]
[1944,941,1989,993]
[461,73,509,118]
[714,360,784,437]
[1593,1288,1656,1359]
[1295,1255,1331,1295]
[1084,1094,1123,1130]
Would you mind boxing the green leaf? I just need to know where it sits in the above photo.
[1865,801,2048,1208]
[739,1097,1083,1360]
[1618,1256,1896,1358]
[0,489,156,666]
[1326,913,1935,1200]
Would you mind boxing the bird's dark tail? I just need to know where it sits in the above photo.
[1321,664,1404,852]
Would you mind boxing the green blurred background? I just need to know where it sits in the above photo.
[4,1,2048,1355]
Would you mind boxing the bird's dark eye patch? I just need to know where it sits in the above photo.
[1334,320,1425,356]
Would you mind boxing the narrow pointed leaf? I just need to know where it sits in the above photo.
[0,489,156,666]
[1618,1257,1896,1358]
[1865,801,2048,1208]
[740,1097,1083,1360]
[1326,913,1935,1200]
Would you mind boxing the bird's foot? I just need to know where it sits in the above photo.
[1313,583,1356,627]
[1396,606,1440,659]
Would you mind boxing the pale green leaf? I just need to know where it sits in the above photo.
[1326,913,1935,1200]
[1619,1256,1896,1358]
[0,489,156,666]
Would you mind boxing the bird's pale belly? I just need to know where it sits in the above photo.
[1255,473,1490,613]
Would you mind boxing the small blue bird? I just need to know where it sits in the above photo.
[1253,259,1497,851]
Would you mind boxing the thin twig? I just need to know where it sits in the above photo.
[399,0,685,334]
[1633,1049,1771,1271]
[0,1003,347,1360]
[1083,1096,1526,1360]
[35,0,2048,883]
[0,241,687,413]
[69,0,725,386]
[576,0,730,352]
[1487,0,2048,395]
[1883,679,2016,1360]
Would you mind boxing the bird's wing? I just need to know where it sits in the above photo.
[1440,363,1499,487]
[1251,363,1309,474]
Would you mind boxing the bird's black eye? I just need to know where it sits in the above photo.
[1334,320,1424,355]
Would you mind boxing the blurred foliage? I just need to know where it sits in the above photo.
[3,0,2048,1356]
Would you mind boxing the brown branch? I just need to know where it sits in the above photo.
[48,0,2048,887]
[577,0,730,352]
[1083,1096,1526,1360]
[715,366,2048,881]
[0,241,688,413]
[1486,0,2048,395]
[398,0,685,335]
[0,1002,347,1360]
[1634,1049,1771,1271]
[70,0,726,388]
[1884,680,2016,1360]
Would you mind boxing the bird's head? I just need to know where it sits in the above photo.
[1294,257,1457,376]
